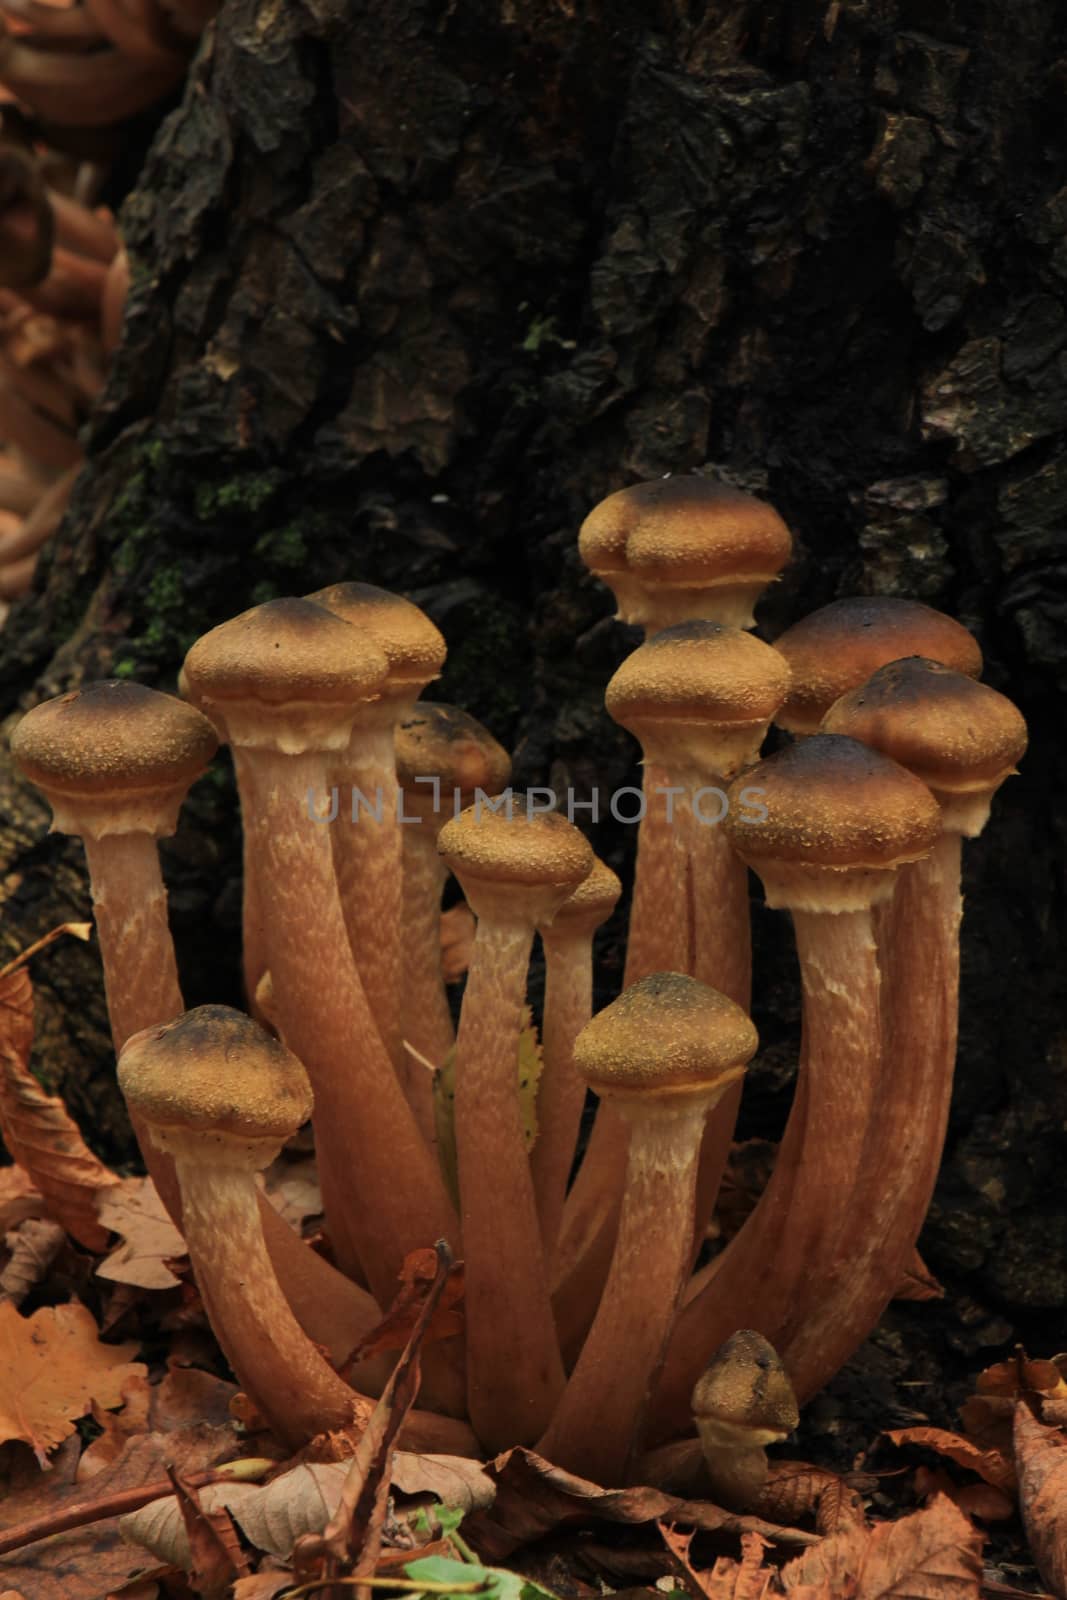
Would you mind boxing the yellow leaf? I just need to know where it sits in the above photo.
[433,1008,542,1208]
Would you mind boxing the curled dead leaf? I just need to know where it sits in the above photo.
[781,1492,983,1600]
[884,1426,1016,1497]
[1013,1400,1067,1599]
[95,1178,186,1292]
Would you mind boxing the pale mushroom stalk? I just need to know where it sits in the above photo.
[439,803,592,1449]
[401,829,456,1077]
[784,658,1028,1400]
[537,974,756,1486]
[119,1009,478,1457]
[652,736,941,1440]
[530,860,620,1270]
[233,744,458,1301]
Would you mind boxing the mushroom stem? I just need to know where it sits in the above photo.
[0,377,80,469]
[46,189,118,263]
[233,746,458,1300]
[0,35,180,126]
[530,930,592,1271]
[454,917,565,1447]
[400,827,455,1084]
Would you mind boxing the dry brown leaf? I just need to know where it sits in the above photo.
[167,1464,250,1597]
[0,1167,44,1233]
[1013,1401,1067,1598]
[756,1460,869,1534]
[76,1374,152,1480]
[121,1468,342,1565]
[343,1246,464,1367]
[0,1299,144,1465]
[233,1571,293,1600]
[661,1526,776,1600]
[885,1426,1016,1496]
[262,1156,322,1229]
[0,1215,65,1303]
[781,1493,983,1600]
[95,1178,187,1291]
[913,1467,1014,1524]
[0,966,120,1250]
[391,1450,496,1513]
[464,1447,819,1563]
[894,1247,945,1303]
[148,1364,239,1432]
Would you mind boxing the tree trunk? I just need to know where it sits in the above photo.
[0,0,1064,1345]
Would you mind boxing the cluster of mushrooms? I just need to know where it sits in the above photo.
[9,475,1028,1506]
[0,0,217,611]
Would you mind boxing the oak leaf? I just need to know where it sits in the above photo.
[95,1177,187,1291]
[780,1493,982,1600]
[0,1299,145,1465]
[0,965,119,1250]
[1013,1400,1067,1598]
[660,1522,776,1600]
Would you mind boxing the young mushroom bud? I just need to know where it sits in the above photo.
[305,582,446,1091]
[531,856,621,1270]
[773,597,982,736]
[777,658,1029,1400]
[182,598,458,1299]
[691,1331,798,1510]
[394,702,511,1126]
[437,801,593,1449]
[654,736,941,1438]
[538,973,757,1487]
[117,1007,478,1457]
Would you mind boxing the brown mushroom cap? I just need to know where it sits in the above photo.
[724,734,941,911]
[821,657,1028,807]
[118,1004,313,1151]
[573,972,757,1104]
[396,702,512,817]
[181,597,388,752]
[539,856,622,941]
[774,598,982,735]
[691,1330,799,1445]
[606,621,790,775]
[12,680,218,837]
[624,478,792,591]
[306,582,446,693]
[438,802,593,891]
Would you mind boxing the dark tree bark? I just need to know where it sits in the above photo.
[0,0,1064,1373]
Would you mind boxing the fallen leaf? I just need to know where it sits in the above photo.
[343,1246,464,1367]
[0,967,120,1250]
[262,1156,322,1230]
[884,1426,1016,1496]
[781,1493,982,1600]
[1013,1401,1067,1598]
[122,1467,341,1565]
[756,1460,869,1535]
[233,1572,292,1599]
[913,1467,1014,1523]
[0,1168,44,1233]
[0,1300,144,1465]
[167,1464,249,1597]
[76,1375,152,1480]
[660,1524,775,1600]
[894,1247,945,1302]
[95,1178,187,1291]
[464,1448,819,1563]
[391,1450,496,1513]
[148,1364,239,1432]
[0,1216,66,1304]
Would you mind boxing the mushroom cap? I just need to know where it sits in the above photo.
[182,597,388,753]
[118,1005,313,1159]
[306,582,446,691]
[623,477,792,589]
[822,657,1027,805]
[573,972,757,1103]
[539,856,622,940]
[605,622,790,777]
[774,597,982,735]
[12,680,218,838]
[396,702,512,803]
[724,734,941,911]
[691,1330,799,1445]
[438,800,593,925]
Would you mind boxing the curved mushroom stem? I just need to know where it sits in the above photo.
[167,1143,478,1457]
[81,832,383,1366]
[0,35,181,126]
[782,834,962,1401]
[233,747,458,1301]
[654,910,882,1439]
[454,917,565,1449]
[538,1100,713,1485]
[530,928,593,1272]
[400,826,455,1107]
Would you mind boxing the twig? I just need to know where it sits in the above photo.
[0,1457,274,1557]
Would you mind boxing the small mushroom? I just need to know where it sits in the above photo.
[691,1331,798,1510]
[537,973,757,1485]
[438,800,593,1449]
[117,1007,478,1456]
[772,597,982,736]
[182,598,458,1299]
[654,736,941,1437]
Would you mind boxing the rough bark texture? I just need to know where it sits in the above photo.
[0,0,1064,1358]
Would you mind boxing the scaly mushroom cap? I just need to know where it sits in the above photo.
[396,702,512,829]
[724,734,941,912]
[438,801,593,925]
[306,582,446,698]
[181,597,388,753]
[539,856,622,942]
[12,680,219,838]
[573,972,757,1106]
[822,657,1028,836]
[774,597,982,735]
[691,1330,799,1449]
[118,1004,313,1166]
[606,621,791,777]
